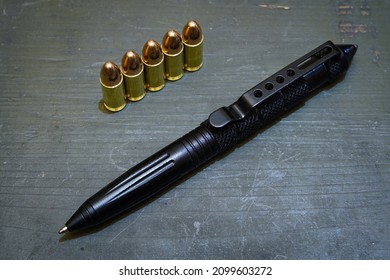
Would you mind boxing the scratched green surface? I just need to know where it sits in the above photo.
[0,0,389,259]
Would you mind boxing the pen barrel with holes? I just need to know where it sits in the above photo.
[202,55,348,153]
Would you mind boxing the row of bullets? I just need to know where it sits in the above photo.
[100,20,203,112]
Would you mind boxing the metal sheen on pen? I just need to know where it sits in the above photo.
[59,41,357,234]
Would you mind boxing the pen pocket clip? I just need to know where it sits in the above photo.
[208,41,341,129]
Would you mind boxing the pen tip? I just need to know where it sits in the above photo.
[58,226,68,234]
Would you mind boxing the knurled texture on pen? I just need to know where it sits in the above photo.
[324,45,354,79]
[281,77,310,110]
[179,126,219,166]
[203,78,311,152]
[325,58,342,78]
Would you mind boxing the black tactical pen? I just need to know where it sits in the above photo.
[58,41,357,234]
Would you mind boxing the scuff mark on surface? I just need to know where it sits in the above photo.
[21,0,48,8]
[259,4,290,10]
[193,221,201,236]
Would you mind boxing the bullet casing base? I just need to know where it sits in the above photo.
[103,102,126,112]
[166,73,184,81]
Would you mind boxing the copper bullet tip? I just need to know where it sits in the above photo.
[182,20,203,46]
[142,40,164,66]
[162,30,183,56]
[121,51,143,76]
[100,61,122,87]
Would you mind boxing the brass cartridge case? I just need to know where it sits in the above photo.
[182,20,203,71]
[162,30,184,81]
[100,61,126,112]
[142,40,165,91]
[121,51,146,102]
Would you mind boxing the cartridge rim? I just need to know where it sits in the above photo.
[127,92,146,102]
[165,72,184,81]
[103,102,126,112]
[146,83,165,92]
[184,62,203,72]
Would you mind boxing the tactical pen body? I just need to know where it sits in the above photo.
[59,41,357,234]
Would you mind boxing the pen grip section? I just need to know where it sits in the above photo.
[203,77,310,152]
[87,126,218,225]
[179,126,220,166]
